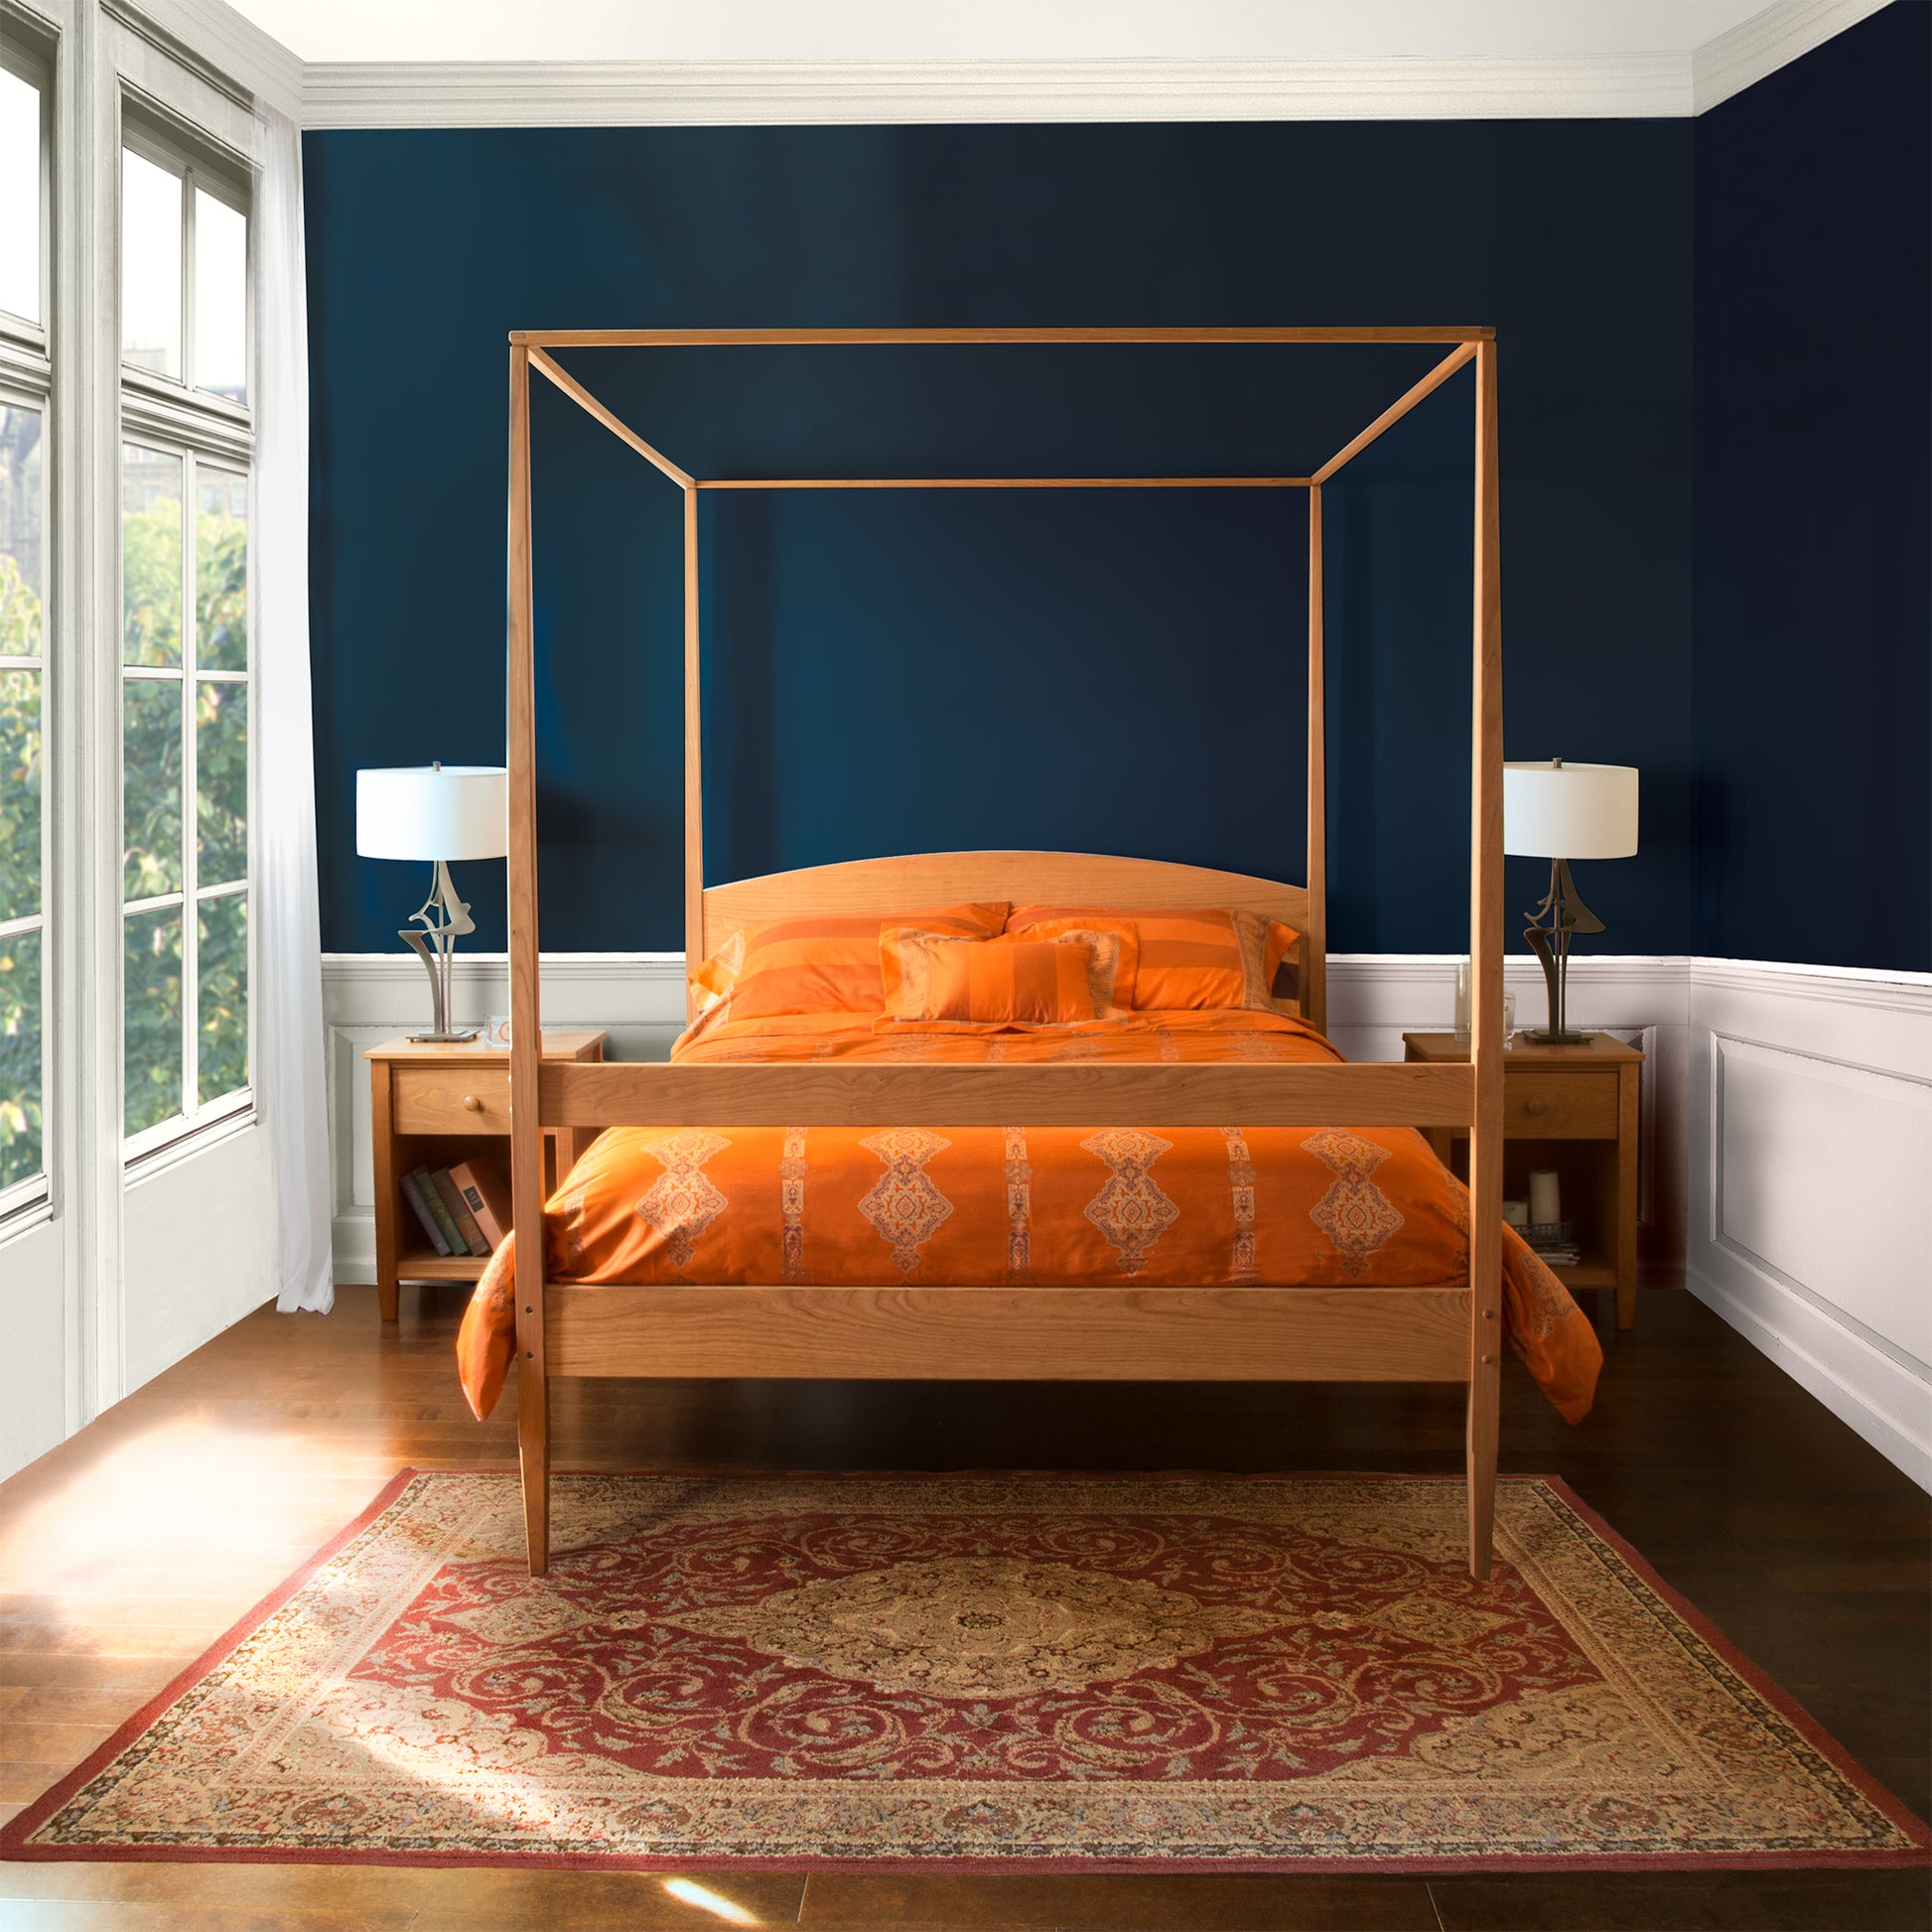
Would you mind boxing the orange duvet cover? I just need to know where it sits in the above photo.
[456,1010,1601,1424]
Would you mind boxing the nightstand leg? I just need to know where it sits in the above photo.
[370,1060,400,1322]
[1615,1061,1640,1329]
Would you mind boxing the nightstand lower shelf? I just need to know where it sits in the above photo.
[396,1250,491,1282]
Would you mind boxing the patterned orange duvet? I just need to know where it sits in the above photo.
[456,1010,1602,1424]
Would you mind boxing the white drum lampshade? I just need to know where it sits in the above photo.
[356,764,507,862]
[1502,759,1639,1045]
[355,764,508,1041]
[1503,760,1638,861]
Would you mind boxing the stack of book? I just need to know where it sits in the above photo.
[1523,1219,1583,1270]
[400,1160,512,1260]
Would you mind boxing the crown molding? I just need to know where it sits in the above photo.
[1692,0,1891,113]
[116,0,304,122]
[300,51,1700,131]
[83,0,1899,132]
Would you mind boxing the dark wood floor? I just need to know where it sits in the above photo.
[0,1283,1926,1931]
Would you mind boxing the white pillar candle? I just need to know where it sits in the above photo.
[1528,1170,1562,1226]
[1501,1199,1529,1228]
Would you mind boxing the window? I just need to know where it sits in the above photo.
[0,58,42,330]
[120,122,250,1156]
[1,48,48,1217]
[0,402,45,1205]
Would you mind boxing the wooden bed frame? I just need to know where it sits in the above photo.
[502,328,1506,1580]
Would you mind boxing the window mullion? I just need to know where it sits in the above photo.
[180,168,196,399]
[180,451,197,1118]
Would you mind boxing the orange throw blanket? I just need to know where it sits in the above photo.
[456,1011,1601,1424]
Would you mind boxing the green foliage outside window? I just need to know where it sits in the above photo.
[118,489,249,1138]
[1,422,44,1185]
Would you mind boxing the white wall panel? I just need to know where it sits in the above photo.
[320,951,1690,1287]
[1690,961,1932,1490]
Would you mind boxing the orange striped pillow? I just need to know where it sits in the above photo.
[1002,918,1140,1015]
[884,926,1135,1023]
[884,934,1099,1026]
[692,902,1008,1023]
[1005,905,1302,1016]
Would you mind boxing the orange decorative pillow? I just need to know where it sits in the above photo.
[999,918,1139,1016]
[1006,904,1302,1016]
[690,902,1008,1025]
[884,933,1099,1027]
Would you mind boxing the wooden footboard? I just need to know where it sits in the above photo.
[544,1282,1472,1383]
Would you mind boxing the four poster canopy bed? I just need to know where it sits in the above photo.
[459,327,1604,1584]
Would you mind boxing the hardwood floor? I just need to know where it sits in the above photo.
[0,1284,1926,1931]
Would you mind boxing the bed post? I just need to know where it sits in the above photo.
[684,485,704,1007]
[507,344,550,1575]
[1466,338,1504,1581]
[1306,484,1327,1034]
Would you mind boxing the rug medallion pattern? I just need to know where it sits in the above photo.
[5,1473,1924,1870]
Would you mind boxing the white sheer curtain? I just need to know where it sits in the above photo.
[254,105,333,1314]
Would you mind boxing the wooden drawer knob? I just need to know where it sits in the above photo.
[1522,1098,1547,1116]
[462,1094,483,1113]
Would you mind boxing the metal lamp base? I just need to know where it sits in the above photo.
[399,860,479,1043]
[1523,857,1606,1047]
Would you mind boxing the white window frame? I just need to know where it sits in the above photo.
[0,28,53,1233]
[117,103,254,1170]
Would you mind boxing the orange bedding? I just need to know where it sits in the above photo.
[456,1010,1601,1425]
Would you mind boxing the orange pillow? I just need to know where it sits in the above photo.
[884,926,1135,1023]
[1000,918,1140,1015]
[691,902,1007,1023]
[885,934,1099,1026]
[1006,904,1301,1016]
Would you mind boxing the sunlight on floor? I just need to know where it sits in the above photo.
[0,1415,343,1594]
[661,1877,761,1923]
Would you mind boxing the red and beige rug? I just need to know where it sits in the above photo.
[3,1470,1925,1873]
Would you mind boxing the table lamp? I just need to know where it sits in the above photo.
[1503,759,1639,1044]
[355,762,508,1041]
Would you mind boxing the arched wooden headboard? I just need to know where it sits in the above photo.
[700,850,1321,1030]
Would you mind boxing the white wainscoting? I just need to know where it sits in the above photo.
[314,948,1931,1490]
[320,953,685,1286]
[1687,960,1932,1490]
[321,951,1690,1289]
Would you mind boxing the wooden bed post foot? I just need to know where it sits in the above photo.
[519,1439,549,1577]
[1466,1381,1498,1582]
[518,1361,549,1577]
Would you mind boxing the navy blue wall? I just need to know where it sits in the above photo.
[1694,4,1931,972]
[306,119,1696,956]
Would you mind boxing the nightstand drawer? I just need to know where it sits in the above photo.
[1503,1070,1617,1139]
[392,1067,512,1135]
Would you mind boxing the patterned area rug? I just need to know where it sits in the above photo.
[4,1471,1925,1873]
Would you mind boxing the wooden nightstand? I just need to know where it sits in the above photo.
[1402,1032,1643,1330]
[366,1031,606,1321]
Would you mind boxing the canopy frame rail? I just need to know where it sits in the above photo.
[501,324,1504,1582]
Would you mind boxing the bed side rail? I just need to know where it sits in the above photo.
[536,1058,1473,1129]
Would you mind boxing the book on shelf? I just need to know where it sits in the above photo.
[429,1168,486,1256]
[1531,1244,1583,1269]
[397,1170,451,1256]
[449,1158,511,1251]
[410,1166,469,1255]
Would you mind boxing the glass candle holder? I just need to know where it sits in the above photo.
[1454,962,1516,1045]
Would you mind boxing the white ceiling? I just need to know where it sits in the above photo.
[221,0,1780,69]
